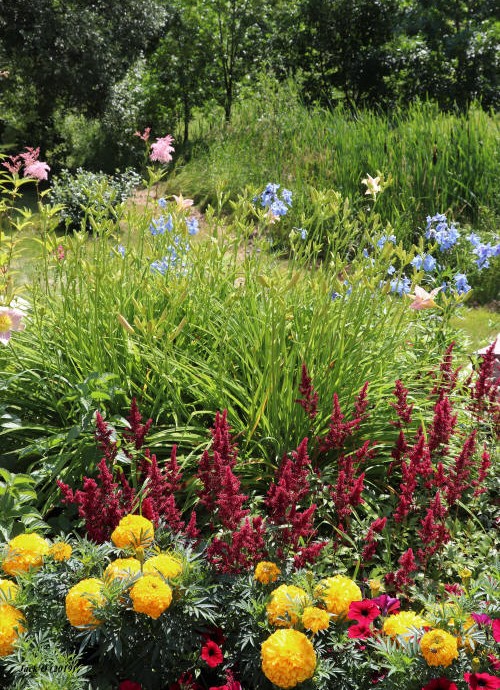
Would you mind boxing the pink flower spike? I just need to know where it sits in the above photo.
[134,127,151,142]
[0,307,26,345]
[150,134,175,164]
[407,285,442,310]
[23,160,50,181]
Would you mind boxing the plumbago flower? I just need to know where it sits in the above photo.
[0,306,25,345]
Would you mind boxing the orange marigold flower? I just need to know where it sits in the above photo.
[129,575,172,619]
[302,606,330,634]
[383,611,428,638]
[261,629,316,688]
[104,558,141,582]
[2,533,50,575]
[111,514,154,550]
[420,629,459,667]
[314,575,361,618]
[0,579,20,603]
[65,578,105,628]
[49,542,72,562]
[267,584,310,628]
[0,604,25,657]
[254,561,281,585]
[143,554,182,580]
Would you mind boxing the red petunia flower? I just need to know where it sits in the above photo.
[492,619,500,643]
[488,655,500,672]
[347,599,380,623]
[119,682,143,690]
[201,640,224,668]
[464,672,500,690]
[347,622,373,639]
[422,679,458,690]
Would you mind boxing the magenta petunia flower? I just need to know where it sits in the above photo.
[0,307,25,345]
[150,134,175,164]
[471,613,492,627]
[492,619,500,643]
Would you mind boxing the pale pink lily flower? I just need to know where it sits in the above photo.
[150,134,175,164]
[407,285,442,310]
[172,194,194,209]
[362,174,382,198]
[0,307,26,345]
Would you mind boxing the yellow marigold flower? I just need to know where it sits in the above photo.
[2,533,50,575]
[104,557,141,582]
[130,575,172,619]
[0,604,25,657]
[0,579,20,603]
[143,554,182,580]
[65,578,105,628]
[383,611,428,638]
[49,542,72,562]
[254,561,281,585]
[302,606,330,634]
[267,584,310,628]
[420,629,458,667]
[111,514,154,550]
[261,629,316,688]
[314,575,361,618]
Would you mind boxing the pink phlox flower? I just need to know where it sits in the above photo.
[0,307,26,345]
[150,134,175,163]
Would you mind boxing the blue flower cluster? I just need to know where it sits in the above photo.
[150,244,188,276]
[425,213,460,251]
[376,234,396,249]
[255,183,292,217]
[185,216,199,235]
[390,275,412,296]
[468,235,500,270]
[411,253,437,272]
[150,214,174,236]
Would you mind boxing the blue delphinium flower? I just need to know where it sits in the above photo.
[331,291,341,301]
[390,275,411,296]
[387,265,396,275]
[300,228,307,240]
[454,273,471,295]
[281,188,293,206]
[158,197,167,209]
[363,248,370,258]
[185,216,199,235]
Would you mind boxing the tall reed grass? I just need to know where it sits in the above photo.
[170,77,499,247]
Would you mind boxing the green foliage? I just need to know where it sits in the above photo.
[0,469,46,539]
[48,168,141,231]
[3,632,90,690]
